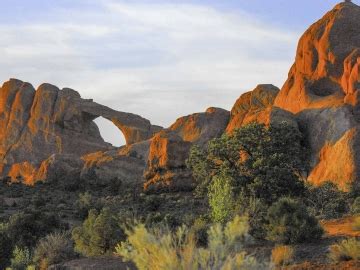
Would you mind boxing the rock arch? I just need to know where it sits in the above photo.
[78,99,162,145]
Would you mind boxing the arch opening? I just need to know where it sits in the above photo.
[93,117,126,147]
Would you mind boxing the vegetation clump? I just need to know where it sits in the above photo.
[72,208,125,257]
[266,198,323,244]
[115,216,262,270]
[33,232,77,269]
[329,238,360,262]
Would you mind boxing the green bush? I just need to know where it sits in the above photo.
[306,182,348,219]
[329,238,360,262]
[10,246,32,270]
[115,216,261,270]
[237,196,268,239]
[33,232,76,268]
[266,198,323,244]
[351,197,360,214]
[75,192,99,219]
[6,210,65,248]
[72,208,125,257]
[208,171,235,223]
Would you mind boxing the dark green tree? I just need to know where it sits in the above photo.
[187,122,308,204]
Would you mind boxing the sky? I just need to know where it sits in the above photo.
[0,0,358,146]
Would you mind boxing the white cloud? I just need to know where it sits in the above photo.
[0,1,299,146]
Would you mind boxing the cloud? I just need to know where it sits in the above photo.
[0,0,299,146]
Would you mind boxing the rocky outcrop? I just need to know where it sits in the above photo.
[274,2,360,189]
[144,130,193,192]
[226,84,279,133]
[170,107,230,146]
[0,79,161,184]
[144,108,230,191]
[274,2,360,112]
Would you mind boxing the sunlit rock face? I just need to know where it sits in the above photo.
[274,2,360,113]
[274,2,360,190]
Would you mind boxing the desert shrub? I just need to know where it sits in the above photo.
[75,192,99,219]
[352,216,360,231]
[351,197,360,214]
[10,246,32,270]
[143,195,163,211]
[329,238,360,262]
[33,232,76,268]
[6,210,64,248]
[0,230,12,269]
[187,122,307,205]
[237,196,268,239]
[191,216,209,247]
[306,182,348,219]
[271,245,294,267]
[115,216,262,270]
[72,208,125,257]
[208,171,235,223]
[266,198,323,244]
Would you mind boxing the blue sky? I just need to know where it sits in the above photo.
[0,0,357,145]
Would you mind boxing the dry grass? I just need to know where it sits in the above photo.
[115,216,264,270]
[328,238,360,262]
[271,245,294,267]
[352,216,360,231]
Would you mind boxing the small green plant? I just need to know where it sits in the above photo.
[10,246,32,270]
[271,245,294,267]
[115,216,262,270]
[266,198,323,244]
[329,238,360,262]
[208,172,235,223]
[33,232,76,268]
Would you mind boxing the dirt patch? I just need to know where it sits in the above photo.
[322,216,360,237]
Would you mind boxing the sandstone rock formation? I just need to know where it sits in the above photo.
[274,2,360,113]
[226,84,279,133]
[274,2,360,189]
[0,2,359,192]
[144,108,230,191]
[0,79,161,184]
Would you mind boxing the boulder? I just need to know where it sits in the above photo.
[226,84,280,133]
[170,107,230,146]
